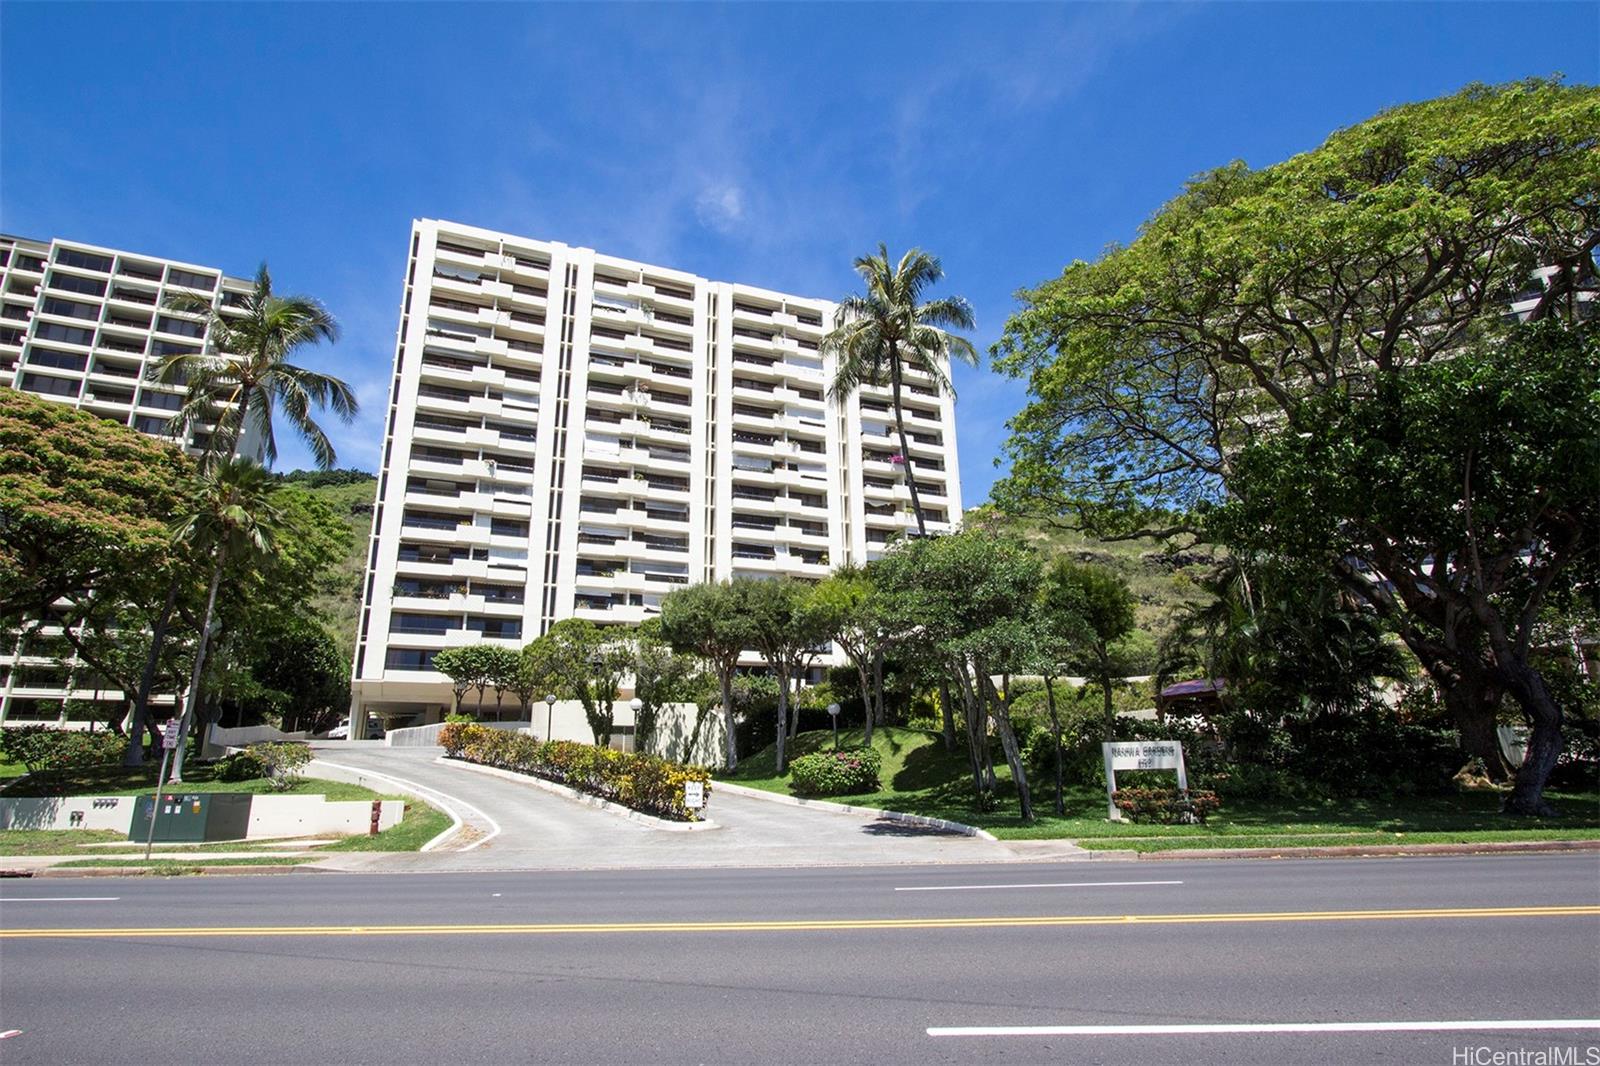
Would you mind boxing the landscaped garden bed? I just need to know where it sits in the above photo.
[438,722,712,821]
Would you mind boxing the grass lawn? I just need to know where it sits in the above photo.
[321,800,453,851]
[721,727,1600,844]
[0,829,128,856]
[0,753,27,780]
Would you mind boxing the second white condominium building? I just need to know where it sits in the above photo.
[352,219,962,725]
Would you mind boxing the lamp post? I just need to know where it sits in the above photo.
[827,702,841,751]
[629,696,643,753]
[544,693,556,741]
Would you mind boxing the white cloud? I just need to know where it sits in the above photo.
[694,182,746,234]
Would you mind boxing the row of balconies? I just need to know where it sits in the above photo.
[432,241,551,285]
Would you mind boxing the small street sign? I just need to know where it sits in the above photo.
[161,720,182,750]
[684,781,705,810]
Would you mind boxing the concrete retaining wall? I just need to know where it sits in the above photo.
[203,723,310,759]
[384,719,529,748]
[0,795,136,832]
[0,793,403,838]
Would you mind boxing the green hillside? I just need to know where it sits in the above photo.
[994,514,1216,639]
[282,471,376,662]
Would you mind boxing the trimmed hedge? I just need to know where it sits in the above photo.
[439,722,712,821]
[789,746,882,797]
[1112,787,1221,825]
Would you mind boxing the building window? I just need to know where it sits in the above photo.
[26,348,87,372]
[384,648,440,671]
[34,322,95,346]
[47,272,107,297]
[40,297,98,321]
[19,372,80,397]
[156,315,206,339]
[166,268,217,291]
[55,249,112,273]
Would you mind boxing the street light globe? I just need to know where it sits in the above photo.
[545,694,556,706]
[827,703,840,717]
[629,697,643,712]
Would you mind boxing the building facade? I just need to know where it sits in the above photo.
[0,234,263,728]
[350,219,962,729]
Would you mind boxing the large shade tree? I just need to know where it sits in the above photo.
[993,77,1599,814]
[1214,323,1599,814]
[822,245,978,536]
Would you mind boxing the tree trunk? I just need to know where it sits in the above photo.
[788,669,801,740]
[952,663,987,802]
[855,661,875,739]
[720,667,738,771]
[887,354,927,538]
[939,678,956,752]
[984,672,1033,822]
[1501,661,1564,817]
[1099,650,1116,740]
[1443,667,1513,782]
[124,578,180,766]
[1044,675,1064,816]
[774,667,789,775]
[872,651,885,726]
[170,554,225,781]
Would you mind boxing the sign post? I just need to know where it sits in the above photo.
[1101,740,1188,821]
[142,720,183,860]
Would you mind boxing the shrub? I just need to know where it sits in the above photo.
[248,742,312,791]
[0,725,126,777]
[1112,787,1221,824]
[214,749,265,782]
[789,746,882,796]
[442,722,712,820]
[437,721,473,756]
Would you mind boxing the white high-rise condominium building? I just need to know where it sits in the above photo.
[0,234,264,728]
[351,219,963,730]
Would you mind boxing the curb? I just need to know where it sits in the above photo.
[1124,839,1600,861]
[436,758,718,832]
[712,780,999,841]
[35,864,310,877]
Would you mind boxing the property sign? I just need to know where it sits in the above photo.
[161,721,182,750]
[1102,740,1188,821]
[683,781,705,810]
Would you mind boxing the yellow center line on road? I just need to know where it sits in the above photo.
[2,905,1597,940]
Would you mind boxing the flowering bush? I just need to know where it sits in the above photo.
[789,746,882,796]
[442,723,712,821]
[1111,787,1221,824]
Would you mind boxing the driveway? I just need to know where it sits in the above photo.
[305,742,1060,872]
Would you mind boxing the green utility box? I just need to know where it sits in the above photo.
[128,792,254,843]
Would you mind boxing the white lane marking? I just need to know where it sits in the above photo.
[928,1019,1600,1038]
[0,1029,21,1039]
[0,897,120,902]
[310,759,501,852]
[895,880,1182,893]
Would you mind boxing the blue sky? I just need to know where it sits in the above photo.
[3,2,1595,502]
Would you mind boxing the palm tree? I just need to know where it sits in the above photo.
[167,459,282,780]
[822,245,977,537]
[150,263,355,470]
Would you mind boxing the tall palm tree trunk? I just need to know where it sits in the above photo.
[888,355,927,537]
[170,550,226,781]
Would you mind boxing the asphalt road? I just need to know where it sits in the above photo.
[2,853,1597,1064]
[306,743,1031,871]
